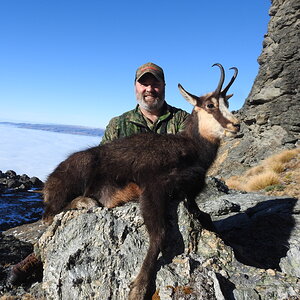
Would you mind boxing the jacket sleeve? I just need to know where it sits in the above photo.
[177,110,190,132]
[100,117,119,145]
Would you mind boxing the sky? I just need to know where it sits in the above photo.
[0,0,271,129]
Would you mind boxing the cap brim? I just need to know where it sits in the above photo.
[136,70,164,82]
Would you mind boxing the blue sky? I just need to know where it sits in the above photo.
[0,0,271,129]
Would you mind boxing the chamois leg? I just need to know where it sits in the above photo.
[185,195,216,232]
[42,181,81,225]
[129,187,167,300]
[42,181,69,225]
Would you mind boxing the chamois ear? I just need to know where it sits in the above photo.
[226,94,233,100]
[178,83,198,106]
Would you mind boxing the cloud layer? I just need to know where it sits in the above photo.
[0,124,101,181]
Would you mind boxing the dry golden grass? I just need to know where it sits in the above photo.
[267,160,285,173]
[244,171,280,192]
[226,176,244,191]
[225,147,300,198]
[245,165,265,177]
[273,148,300,163]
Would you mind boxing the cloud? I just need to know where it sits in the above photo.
[0,124,101,182]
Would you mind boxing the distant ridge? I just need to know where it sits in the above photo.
[0,122,104,137]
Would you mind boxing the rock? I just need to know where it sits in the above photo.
[29,177,44,189]
[33,204,233,300]
[0,233,34,296]
[0,170,44,191]
[33,193,299,299]
[280,246,300,278]
[5,170,17,179]
[7,178,20,189]
[19,174,30,183]
[1,178,300,299]
[3,220,47,245]
[210,0,300,178]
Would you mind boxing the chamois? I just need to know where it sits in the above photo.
[42,63,240,300]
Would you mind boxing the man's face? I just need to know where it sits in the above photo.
[135,73,165,112]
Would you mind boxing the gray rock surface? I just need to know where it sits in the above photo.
[1,179,300,299]
[210,0,300,178]
[0,178,296,299]
[36,204,223,299]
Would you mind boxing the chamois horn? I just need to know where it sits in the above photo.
[221,67,238,97]
[212,63,225,95]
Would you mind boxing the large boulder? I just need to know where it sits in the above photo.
[1,179,300,299]
[27,180,300,300]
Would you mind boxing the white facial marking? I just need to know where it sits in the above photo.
[218,97,239,133]
[212,98,218,107]
[219,97,234,120]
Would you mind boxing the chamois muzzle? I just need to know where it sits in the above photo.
[225,121,240,136]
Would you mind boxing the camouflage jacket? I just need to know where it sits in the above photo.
[101,103,190,144]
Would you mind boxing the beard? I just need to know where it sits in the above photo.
[136,91,165,112]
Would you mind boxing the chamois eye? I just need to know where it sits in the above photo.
[207,103,215,109]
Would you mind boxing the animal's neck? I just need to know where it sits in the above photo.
[181,112,220,167]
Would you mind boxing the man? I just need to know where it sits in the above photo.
[101,62,189,144]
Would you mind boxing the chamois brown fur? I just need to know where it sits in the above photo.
[42,64,240,300]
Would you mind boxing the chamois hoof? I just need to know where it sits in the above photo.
[68,196,99,210]
[128,280,148,300]
[42,215,55,226]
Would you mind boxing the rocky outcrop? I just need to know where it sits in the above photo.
[2,178,299,299]
[210,0,300,178]
[0,170,43,192]
[37,196,299,299]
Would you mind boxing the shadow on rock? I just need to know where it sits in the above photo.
[216,197,297,270]
[0,233,40,294]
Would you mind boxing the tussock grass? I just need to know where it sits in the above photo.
[244,171,280,192]
[226,176,244,191]
[273,148,300,163]
[245,165,265,177]
[267,160,285,173]
[263,148,300,172]
[226,148,300,197]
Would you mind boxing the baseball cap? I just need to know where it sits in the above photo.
[135,62,165,82]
